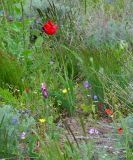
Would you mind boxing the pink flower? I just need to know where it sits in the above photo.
[41,83,48,98]
[89,128,99,135]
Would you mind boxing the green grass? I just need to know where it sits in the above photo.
[0,0,133,159]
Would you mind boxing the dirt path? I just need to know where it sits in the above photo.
[57,116,132,159]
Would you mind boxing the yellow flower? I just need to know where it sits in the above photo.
[62,88,67,94]
[39,118,46,123]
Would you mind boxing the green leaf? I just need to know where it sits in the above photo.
[35,36,44,47]
[81,104,90,112]
[22,50,32,56]
[0,115,5,128]
[11,22,22,32]
[91,105,95,113]
[14,5,21,15]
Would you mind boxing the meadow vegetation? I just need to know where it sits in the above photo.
[0,0,133,159]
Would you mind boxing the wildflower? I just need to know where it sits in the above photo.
[25,109,30,114]
[17,16,22,22]
[11,117,17,125]
[95,129,99,134]
[117,127,123,134]
[87,94,91,98]
[62,88,67,94]
[26,13,33,18]
[89,128,95,134]
[84,81,89,88]
[49,61,54,65]
[42,20,58,35]
[89,128,99,135]
[108,0,113,3]
[20,132,26,140]
[41,83,48,98]
[35,19,41,24]
[105,108,113,115]
[93,95,98,100]
[119,40,128,50]
[7,15,13,21]
[39,118,46,123]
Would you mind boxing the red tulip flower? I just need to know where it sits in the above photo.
[117,127,123,134]
[42,20,58,35]
[105,108,113,115]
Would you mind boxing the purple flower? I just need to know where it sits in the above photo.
[89,128,95,134]
[108,0,113,4]
[93,95,98,100]
[26,13,33,18]
[41,83,48,98]
[25,109,30,114]
[95,129,99,134]
[89,128,99,135]
[11,117,17,125]
[35,19,41,24]
[17,16,22,22]
[84,81,89,88]
[7,15,13,21]
[20,132,26,139]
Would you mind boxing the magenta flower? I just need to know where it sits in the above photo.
[41,83,48,98]
[89,128,99,135]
